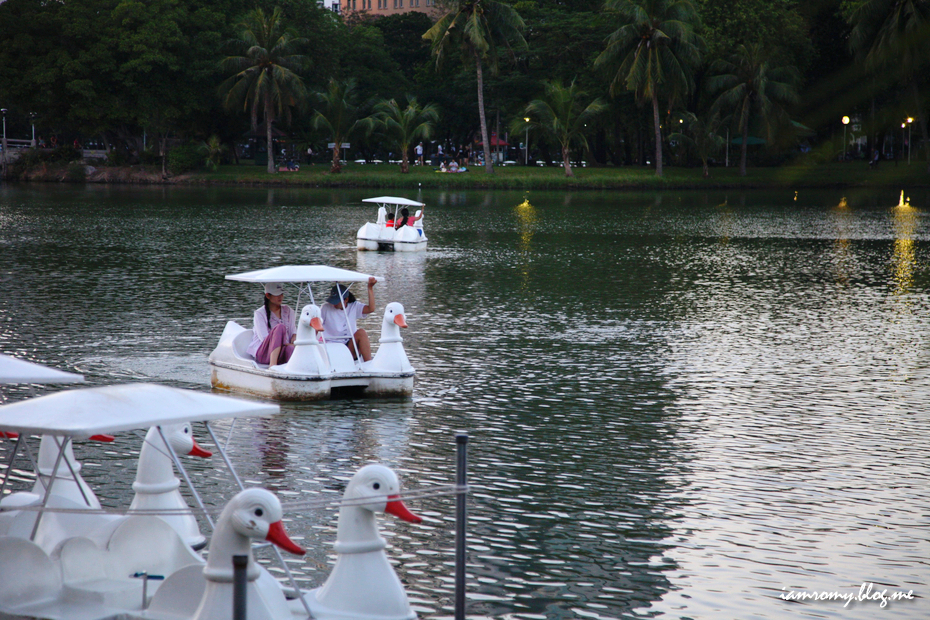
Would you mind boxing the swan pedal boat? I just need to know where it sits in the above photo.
[356,196,427,252]
[0,382,287,620]
[209,265,415,401]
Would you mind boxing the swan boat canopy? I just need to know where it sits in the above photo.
[0,382,289,620]
[209,265,415,401]
[356,196,427,252]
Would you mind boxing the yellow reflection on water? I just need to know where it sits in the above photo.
[892,191,917,297]
[514,196,538,288]
[831,197,853,285]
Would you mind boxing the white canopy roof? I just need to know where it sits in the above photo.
[0,354,85,385]
[362,196,425,208]
[0,383,278,437]
[226,265,382,284]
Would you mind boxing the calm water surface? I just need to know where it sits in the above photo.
[0,184,928,619]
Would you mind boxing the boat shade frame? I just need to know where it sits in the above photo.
[361,196,425,208]
[0,354,85,385]
[0,383,278,437]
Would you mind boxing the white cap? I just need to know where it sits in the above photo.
[263,282,285,296]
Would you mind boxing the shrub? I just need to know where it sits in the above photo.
[167,144,204,174]
[66,163,87,182]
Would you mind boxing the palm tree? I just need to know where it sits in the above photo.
[219,7,308,174]
[424,0,526,174]
[517,80,607,177]
[707,43,799,176]
[595,0,704,177]
[373,97,440,173]
[669,111,724,177]
[311,79,369,174]
[847,0,930,171]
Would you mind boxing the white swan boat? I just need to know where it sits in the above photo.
[356,196,427,252]
[0,382,291,620]
[208,265,415,401]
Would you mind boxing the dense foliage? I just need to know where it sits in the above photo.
[0,0,926,173]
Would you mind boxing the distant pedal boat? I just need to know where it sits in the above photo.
[356,196,427,252]
[208,265,415,401]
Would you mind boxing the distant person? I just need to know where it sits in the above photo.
[395,206,424,229]
[386,212,395,227]
[248,282,296,366]
[321,279,377,361]
[869,149,880,169]
[307,146,313,164]
[415,143,424,166]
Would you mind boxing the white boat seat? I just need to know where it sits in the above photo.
[57,516,202,609]
[0,535,62,608]
[59,536,143,607]
[231,329,254,360]
[144,563,207,619]
[325,342,357,374]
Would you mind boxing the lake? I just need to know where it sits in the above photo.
[1,183,928,619]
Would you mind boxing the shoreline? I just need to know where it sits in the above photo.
[6,160,929,191]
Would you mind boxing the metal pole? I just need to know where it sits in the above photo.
[1,109,7,179]
[908,124,912,164]
[157,426,214,530]
[843,126,847,161]
[232,555,248,620]
[454,433,468,620]
[725,129,729,167]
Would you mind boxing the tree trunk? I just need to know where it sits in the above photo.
[475,53,494,174]
[652,94,663,177]
[561,142,573,177]
[702,158,709,178]
[331,142,342,173]
[265,93,275,174]
[739,113,749,177]
[401,149,409,173]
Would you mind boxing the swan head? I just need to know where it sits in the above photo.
[226,488,305,555]
[298,303,324,333]
[382,302,408,330]
[162,422,212,458]
[344,464,421,523]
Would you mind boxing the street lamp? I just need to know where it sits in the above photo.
[902,122,906,161]
[1,109,7,178]
[524,117,529,166]
[29,113,36,147]
[842,116,849,161]
[907,117,913,164]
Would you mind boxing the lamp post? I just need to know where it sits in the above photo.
[30,113,36,147]
[902,122,906,161]
[907,117,913,164]
[841,116,849,161]
[524,117,529,166]
[1,109,7,179]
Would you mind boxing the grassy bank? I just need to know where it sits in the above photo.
[185,159,930,190]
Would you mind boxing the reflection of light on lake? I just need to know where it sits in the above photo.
[831,197,852,286]
[891,193,917,297]
[514,197,537,288]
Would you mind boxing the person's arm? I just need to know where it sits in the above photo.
[362,277,376,315]
[252,307,269,342]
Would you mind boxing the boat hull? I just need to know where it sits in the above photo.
[356,222,427,252]
[210,361,413,401]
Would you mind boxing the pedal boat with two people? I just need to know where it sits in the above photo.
[208,265,415,401]
[356,196,427,252]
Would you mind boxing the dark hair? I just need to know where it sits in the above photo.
[398,207,410,227]
[263,294,271,330]
[387,212,394,220]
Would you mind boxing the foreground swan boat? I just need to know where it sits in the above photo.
[356,196,427,252]
[209,265,415,401]
[0,383,281,620]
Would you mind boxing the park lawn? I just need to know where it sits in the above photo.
[188,159,930,191]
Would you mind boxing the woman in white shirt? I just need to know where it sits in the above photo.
[320,278,376,361]
[247,282,297,366]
